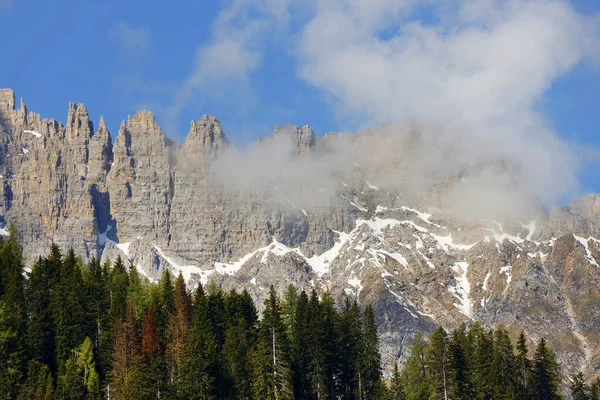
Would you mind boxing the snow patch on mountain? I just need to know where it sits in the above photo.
[23,129,42,138]
[449,261,471,318]
[573,235,599,267]
[432,233,477,252]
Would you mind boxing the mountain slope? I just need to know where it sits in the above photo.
[1,88,599,377]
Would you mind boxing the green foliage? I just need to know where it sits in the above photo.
[0,225,27,398]
[571,372,591,400]
[532,338,562,400]
[398,325,573,400]
[0,236,585,400]
[56,337,102,400]
[17,360,55,400]
[401,333,430,400]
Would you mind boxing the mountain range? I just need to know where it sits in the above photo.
[1,87,599,378]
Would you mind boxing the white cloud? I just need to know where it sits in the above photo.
[295,0,600,205]
[159,0,600,215]
[109,21,151,56]
[165,0,292,132]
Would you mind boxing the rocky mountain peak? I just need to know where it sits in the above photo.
[127,110,160,133]
[0,88,15,114]
[97,116,109,135]
[66,102,93,140]
[572,193,600,219]
[184,114,229,157]
[268,123,316,153]
[299,125,316,153]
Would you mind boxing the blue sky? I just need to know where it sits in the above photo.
[1,0,600,198]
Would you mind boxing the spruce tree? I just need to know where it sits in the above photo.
[222,321,253,399]
[401,333,430,400]
[17,360,55,400]
[281,284,298,342]
[52,248,87,372]
[319,290,338,398]
[179,284,218,399]
[110,298,140,399]
[0,224,27,398]
[129,303,167,400]
[57,337,102,400]
[307,290,328,399]
[127,264,149,318]
[108,256,129,324]
[390,362,405,400]
[571,372,591,400]
[359,304,381,400]
[469,323,495,399]
[26,257,56,373]
[532,338,562,400]
[426,327,450,400]
[156,269,175,343]
[491,327,517,399]
[291,290,310,398]
[590,378,600,400]
[447,325,471,400]
[165,272,192,388]
[515,331,532,400]
[336,298,362,399]
[252,285,293,399]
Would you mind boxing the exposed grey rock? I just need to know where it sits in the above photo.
[1,88,599,379]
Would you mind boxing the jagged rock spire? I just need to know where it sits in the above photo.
[127,110,160,132]
[184,114,229,157]
[66,102,93,140]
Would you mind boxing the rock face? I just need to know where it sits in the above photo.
[1,88,600,379]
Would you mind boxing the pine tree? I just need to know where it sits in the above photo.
[532,338,562,400]
[127,264,149,316]
[319,290,338,399]
[17,360,55,400]
[490,327,518,399]
[165,272,192,388]
[179,284,218,399]
[0,224,27,398]
[358,304,381,400]
[281,284,298,342]
[307,290,328,399]
[252,285,293,399]
[57,337,102,400]
[25,257,56,373]
[291,290,310,398]
[515,331,532,400]
[52,248,87,372]
[336,298,362,399]
[447,325,471,400]
[571,372,591,400]
[390,363,405,400]
[110,298,140,399]
[426,327,450,400]
[156,269,175,343]
[590,378,600,400]
[401,333,430,400]
[132,303,166,400]
[222,321,253,399]
[469,323,495,399]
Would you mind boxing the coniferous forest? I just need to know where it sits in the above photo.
[0,225,599,400]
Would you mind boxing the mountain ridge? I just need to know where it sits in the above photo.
[1,88,599,379]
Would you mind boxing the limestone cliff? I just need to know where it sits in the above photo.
[1,88,599,379]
